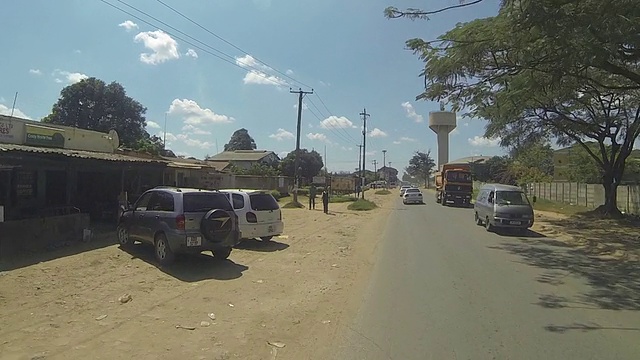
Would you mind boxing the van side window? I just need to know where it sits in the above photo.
[231,194,245,209]
[488,191,495,203]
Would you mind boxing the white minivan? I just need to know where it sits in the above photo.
[220,189,284,241]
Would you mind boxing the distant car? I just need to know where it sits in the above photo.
[399,186,411,197]
[403,188,424,204]
[220,189,284,241]
[117,187,240,265]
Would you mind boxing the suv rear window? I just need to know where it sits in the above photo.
[406,188,420,193]
[183,192,233,212]
[249,193,279,211]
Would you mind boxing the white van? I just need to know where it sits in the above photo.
[220,189,284,241]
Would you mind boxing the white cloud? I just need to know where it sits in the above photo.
[74,49,82,54]
[182,138,214,149]
[181,124,211,135]
[269,128,294,141]
[235,54,287,87]
[393,141,402,145]
[319,116,356,129]
[134,30,180,65]
[341,146,353,151]
[146,121,161,129]
[399,136,416,142]
[307,132,328,142]
[52,70,88,84]
[366,150,377,156]
[0,104,31,119]
[168,99,234,125]
[162,132,178,142]
[468,135,501,147]
[368,128,388,138]
[401,102,424,123]
[278,151,289,158]
[29,69,42,75]
[451,128,460,135]
[118,20,139,31]
[185,48,198,58]
[286,69,294,75]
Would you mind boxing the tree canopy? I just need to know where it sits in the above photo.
[280,149,324,180]
[388,0,640,217]
[406,150,436,187]
[224,128,257,151]
[43,77,151,149]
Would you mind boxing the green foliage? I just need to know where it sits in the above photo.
[389,0,640,216]
[270,190,283,200]
[43,77,150,149]
[280,149,324,180]
[347,199,377,211]
[230,163,279,176]
[224,128,257,151]
[406,150,436,187]
[329,196,357,203]
[375,189,392,195]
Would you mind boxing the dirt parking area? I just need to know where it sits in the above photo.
[0,192,394,360]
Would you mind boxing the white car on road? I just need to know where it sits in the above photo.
[399,185,411,197]
[403,188,424,204]
[220,189,284,241]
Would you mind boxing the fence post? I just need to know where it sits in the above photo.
[562,182,565,203]
[585,183,588,207]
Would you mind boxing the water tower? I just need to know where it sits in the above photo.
[429,109,457,168]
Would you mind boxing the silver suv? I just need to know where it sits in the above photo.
[117,187,240,265]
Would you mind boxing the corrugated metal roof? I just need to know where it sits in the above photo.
[0,143,162,163]
[207,150,276,162]
[205,160,231,171]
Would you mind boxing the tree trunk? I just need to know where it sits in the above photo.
[596,172,623,218]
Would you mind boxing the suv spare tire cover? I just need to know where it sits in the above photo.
[201,209,233,242]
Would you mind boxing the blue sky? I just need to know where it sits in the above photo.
[0,0,505,173]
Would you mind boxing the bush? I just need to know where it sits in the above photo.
[330,196,357,203]
[296,188,309,196]
[375,189,391,195]
[347,199,377,211]
[270,190,282,200]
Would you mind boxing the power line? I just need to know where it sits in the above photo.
[306,97,359,144]
[154,0,313,90]
[100,0,285,87]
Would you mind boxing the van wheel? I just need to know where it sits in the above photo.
[485,217,493,232]
[260,236,273,242]
[475,212,483,226]
[155,234,175,266]
[117,224,133,247]
[213,246,232,260]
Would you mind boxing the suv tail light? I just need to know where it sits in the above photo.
[176,214,185,230]
[246,212,257,223]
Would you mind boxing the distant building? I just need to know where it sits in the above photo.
[377,166,398,184]
[206,150,280,171]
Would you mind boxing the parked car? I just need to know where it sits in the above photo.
[117,187,240,265]
[473,183,535,233]
[399,185,411,197]
[220,189,284,241]
[403,188,424,204]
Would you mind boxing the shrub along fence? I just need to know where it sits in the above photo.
[526,182,640,215]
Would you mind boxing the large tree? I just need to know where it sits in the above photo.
[406,150,436,187]
[43,77,149,148]
[224,128,257,151]
[280,149,324,180]
[387,0,640,217]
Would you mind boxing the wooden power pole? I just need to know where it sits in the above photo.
[359,108,370,199]
[290,88,314,204]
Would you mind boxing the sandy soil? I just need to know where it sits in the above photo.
[532,210,640,262]
[0,191,394,360]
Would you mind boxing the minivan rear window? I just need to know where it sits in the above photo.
[249,193,279,211]
[183,193,233,212]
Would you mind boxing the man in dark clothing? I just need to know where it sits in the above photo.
[322,189,329,214]
[309,184,317,210]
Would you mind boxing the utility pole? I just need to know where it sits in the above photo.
[9,92,18,118]
[163,112,168,150]
[388,161,393,186]
[290,88,314,204]
[359,108,370,199]
[357,145,363,197]
[382,149,387,188]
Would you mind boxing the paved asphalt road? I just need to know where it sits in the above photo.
[330,195,640,360]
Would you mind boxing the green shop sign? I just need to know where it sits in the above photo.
[24,124,66,148]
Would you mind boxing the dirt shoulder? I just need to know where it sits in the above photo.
[532,209,640,262]
[0,191,394,360]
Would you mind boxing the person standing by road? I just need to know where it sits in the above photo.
[322,188,329,214]
[309,184,317,210]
